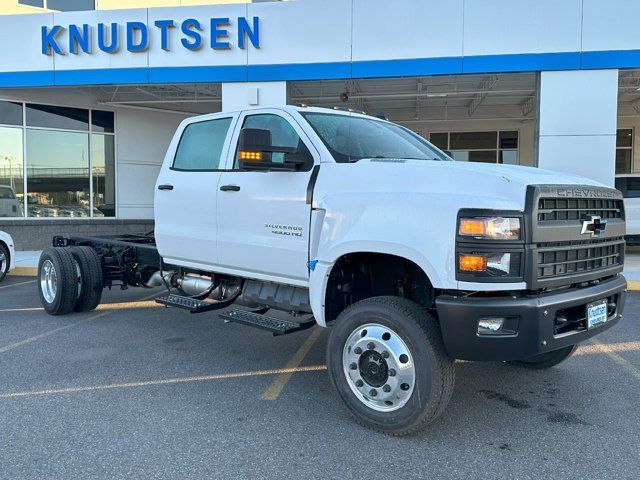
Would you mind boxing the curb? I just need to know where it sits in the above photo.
[9,267,37,277]
[627,280,640,291]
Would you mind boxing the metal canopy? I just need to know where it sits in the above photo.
[10,70,637,123]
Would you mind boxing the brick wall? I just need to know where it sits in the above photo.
[0,220,155,251]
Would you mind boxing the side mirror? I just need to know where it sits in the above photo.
[237,128,311,172]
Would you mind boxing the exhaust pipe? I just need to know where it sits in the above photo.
[177,275,216,297]
[144,271,175,288]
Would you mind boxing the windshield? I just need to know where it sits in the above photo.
[0,186,16,199]
[300,112,450,163]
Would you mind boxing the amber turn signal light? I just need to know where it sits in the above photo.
[459,254,487,272]
[459,219,486,236]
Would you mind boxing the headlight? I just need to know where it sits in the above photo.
[459,217,521,240]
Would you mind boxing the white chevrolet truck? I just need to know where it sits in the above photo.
[38,106,627,435]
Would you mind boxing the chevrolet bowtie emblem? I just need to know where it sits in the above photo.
[581,215,607,237]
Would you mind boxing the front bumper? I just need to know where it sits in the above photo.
[436,275,627,361]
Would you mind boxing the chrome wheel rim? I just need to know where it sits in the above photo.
[40,259,57,304]
[0,251,6,275]
[342,323,416,412]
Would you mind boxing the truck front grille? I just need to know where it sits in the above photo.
[537,197,623,222]
[528,185,626,288]
[536,237,625,281]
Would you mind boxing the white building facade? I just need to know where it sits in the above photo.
[0,0,639,249]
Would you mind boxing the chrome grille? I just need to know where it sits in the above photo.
[537,198,623,222]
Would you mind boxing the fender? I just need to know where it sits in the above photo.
[309,241,443,327]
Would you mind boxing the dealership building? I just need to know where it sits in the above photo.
[0,0,639,250]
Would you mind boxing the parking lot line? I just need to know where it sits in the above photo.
[0,365,328,399]
[0,300,161,314]
[0,314,107,354]
[590,338,640,381]
[576,341,640,356]
[0,292,160,355]
[0,279,36,291]
[0,307,43,313]
[261,327,324,401]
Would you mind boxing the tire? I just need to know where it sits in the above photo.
[326,296,455,436]
[506,345,578,370]
[38,248,79,316]
[68,246,103,312]
[0,243,9,283]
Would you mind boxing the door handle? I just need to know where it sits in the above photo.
[220,185,241,192]
[158,184,174,191]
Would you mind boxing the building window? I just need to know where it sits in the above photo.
[615,129,633,174]
[0,128,24,218]
[429,130,519,164]
[0,101,115,219]
[47,0,95,12]
[19,0,95,11]
[18,0,44,7]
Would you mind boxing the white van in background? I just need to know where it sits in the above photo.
[615,174,640,244]
[0,185,22,217]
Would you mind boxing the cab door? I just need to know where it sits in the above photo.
[216,109,318,285]
[155,113,237,269]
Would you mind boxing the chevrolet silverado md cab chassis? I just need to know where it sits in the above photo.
[38,106,627,435]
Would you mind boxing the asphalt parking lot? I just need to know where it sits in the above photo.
[0,276,638,480]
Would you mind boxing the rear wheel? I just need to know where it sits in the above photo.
[69,246,103,312]
[506,345,578,369]
[0,243,9,282]
[326,296,455,436]
[38,248,79,316]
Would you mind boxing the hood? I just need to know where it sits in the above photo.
[316,159,614,213]
[363,158,607,189]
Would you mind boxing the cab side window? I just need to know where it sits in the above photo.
[173,117,232,171]
[235,114,305,168]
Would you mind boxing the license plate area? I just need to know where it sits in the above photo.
[587,300,608,328]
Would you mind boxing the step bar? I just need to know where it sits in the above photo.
[219,309,316,335]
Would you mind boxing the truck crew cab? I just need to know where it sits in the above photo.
[38,105,627,435]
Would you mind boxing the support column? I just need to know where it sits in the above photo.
[536,70,619,186]
[221,81,287,111]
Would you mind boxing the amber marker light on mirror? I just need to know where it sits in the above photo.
[239,151,262,160]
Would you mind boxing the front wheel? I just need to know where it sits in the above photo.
[506,345,578,369]
[326,296,455,436]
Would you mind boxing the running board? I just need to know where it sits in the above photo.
[155,293,236,313]
[219,309,316,335]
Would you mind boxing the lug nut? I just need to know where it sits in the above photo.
[369,389,377,397]
[381,350,389,359]
[367,342,375,350]
[353,347,362,355]
[355,380,364,387]
[388,369,396,377]
[349,362,357,370]
[382,384,391,393]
